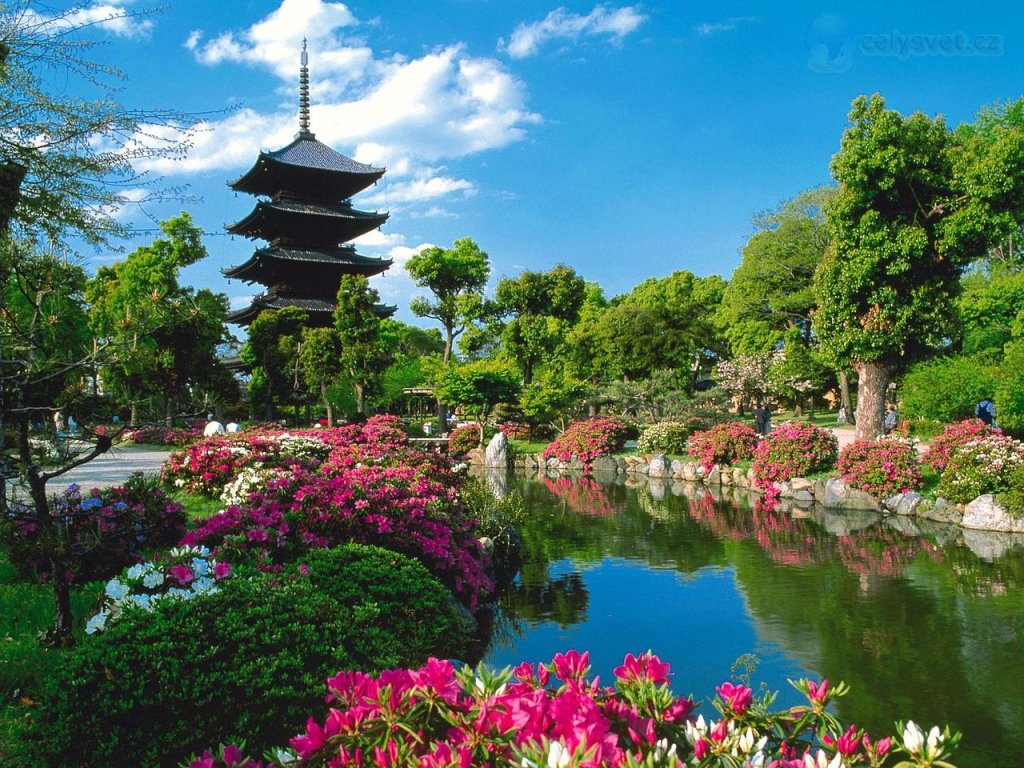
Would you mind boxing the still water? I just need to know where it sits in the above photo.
[480,471,1024,768]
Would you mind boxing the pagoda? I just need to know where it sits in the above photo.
[224,42,393,327]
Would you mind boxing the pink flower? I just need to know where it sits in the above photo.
[613,651,671,685]
[168,564,194,585]
[716,681,753,714]
[551,650,590,682]
[213,561,232,580]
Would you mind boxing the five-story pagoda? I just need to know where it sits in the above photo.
[225,42,393,327]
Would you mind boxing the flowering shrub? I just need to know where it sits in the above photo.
[164,440,253,495]
[687,422,759,472]
[499,421,531,441]
[543,417,629,465]
[837,438,924,500]
[190,650,961,768]
[3,473,186,583]
[85,545,232,634]
[219,462,287,507]
[181,461,491,609]
[121,420,206,446]
[638,420,700,455]
[447,424,479,456]
[937,433,1024,504]
[752,421,838,493]
[921,418,998,471]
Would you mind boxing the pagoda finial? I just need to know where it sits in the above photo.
[298,38,312,137]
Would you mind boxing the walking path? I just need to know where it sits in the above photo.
[8,444,174,502]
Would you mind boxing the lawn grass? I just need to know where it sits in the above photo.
[168,488,225,523]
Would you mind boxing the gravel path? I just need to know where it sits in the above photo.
[7,444,174,501]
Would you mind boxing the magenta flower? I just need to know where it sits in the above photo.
[168,564,194,585]
[716,681,753,714]
[613,651,671,686]
[551,650,591,683]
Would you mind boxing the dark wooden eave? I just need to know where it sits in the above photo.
[223,246,393,284]
[226,200,388,245]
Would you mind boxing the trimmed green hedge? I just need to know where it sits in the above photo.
[18,545,471,768]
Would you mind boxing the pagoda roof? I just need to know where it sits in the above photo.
[230,134,385,200]
[227,199,388,245]
[227,287,397,327]
[223,246,392,284]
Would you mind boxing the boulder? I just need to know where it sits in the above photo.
[682,462,699,482]
[522,453,539,470]
[822,478,880,511]
[648,478,667,500]
[705,466,721,485]
[777,480,794,499]
[670,459,685,477]
[793,490,815,504]
[733,467,747,487]
[917,498,962,525]
[720,468,733,485]
[813,479,827,503]
[896,492,924,517]
[225,422,241,433]
[546,457,560,470]
[962,529,1021,561]
[648,454,670,478]
[962,495,1024,533]
[790,478,814,494]
[591,454,618,474]
[484,432,511,468]
[564,458,585,473]
[467,447,485,465]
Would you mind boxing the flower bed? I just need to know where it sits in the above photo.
[752,421,838,494]
[190,650,961,768]
[921,418,998,471]
[937,433,1024,504]
[543,417,629,465]
[837,438,924,499]
[4,473,186,583]
[121,420,206,446]
[638,420,703,455]
[447,424,479,456]
[687,421,759,472]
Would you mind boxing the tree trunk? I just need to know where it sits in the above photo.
[853,361,895,441]
[839,370,854,422]
[322,383,334,427]
[793,396,804,418]
[355,383,366,416]
[130,400,139,428]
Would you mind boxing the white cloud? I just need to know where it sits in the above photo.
[501,4,647,59]
[694,16,757,37]
[368,243,432,303]
[229,294,255,310]
[23,1,154,41]
[362,173,475,207]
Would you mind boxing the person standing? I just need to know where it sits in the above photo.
[976,397,997,428]
[753,402,769,435]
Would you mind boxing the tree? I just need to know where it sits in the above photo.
[432,360,521,445]
[241,307,309,421]
[494,264,586,385]
[406,238,491,364]
[0,2,198,248]
[86,214,228,425]
[334,274,388,416]
[815,95,963,440]
[299,327,344,426]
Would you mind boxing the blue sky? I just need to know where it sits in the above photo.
[54,0,1024,326]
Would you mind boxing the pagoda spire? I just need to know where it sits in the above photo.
[298,38,312,137]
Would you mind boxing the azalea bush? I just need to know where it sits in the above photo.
[21,546,471,768]
[837,438,924,500]
[920,418,998,472]
[688,421,759,472]
[936,433,1024,504]
[3,473,186,584]
[190,650,961,768]
[499,421,532,441]
[543,416,629,465]
[752,421,838,493]
[181,460,491,609]
[447,424,479,456]
[638,420,701,455]
[120,421,206,446]
[85,545,233,634]
[219,462,287,507]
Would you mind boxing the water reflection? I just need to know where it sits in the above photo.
[480,471,1024,768]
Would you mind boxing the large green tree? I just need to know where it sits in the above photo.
[494,264,586,385]
[406,238,491,364]
[241,307,309,422]
[334,275,388,416]
[816,95,964,440]
[432,359,521,445]
[86,214,228,425]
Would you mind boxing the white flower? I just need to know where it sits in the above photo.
[127,593,151,610]
[903,721,924,755]
[546,741,571,768]
[126,564,145,580]
[104,578,129,600]
[84,611,108,634]
[142,570,165,588]
[803,749,843,768]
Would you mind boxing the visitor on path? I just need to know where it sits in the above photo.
[837,405,848,425]
[67,415,77,435]
[53,410,64,433]
[753,402,771,435]
[884,403,898,435]
[976,397,997,428]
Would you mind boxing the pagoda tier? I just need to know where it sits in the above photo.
[227,285,396,328]
[227,199,388,247]
[223,246,391,293]
[230,133,384,202]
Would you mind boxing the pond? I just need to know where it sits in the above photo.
[478,471,1024,768]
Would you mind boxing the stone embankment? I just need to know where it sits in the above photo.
[479,439,1023,534]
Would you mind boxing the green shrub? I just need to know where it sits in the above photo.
[20,545,471,768]
[637,420,699,454]
[997,464,1024,519]
[900,353,999,423]
[995,338,1024,435]
[937,434,1024,504]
